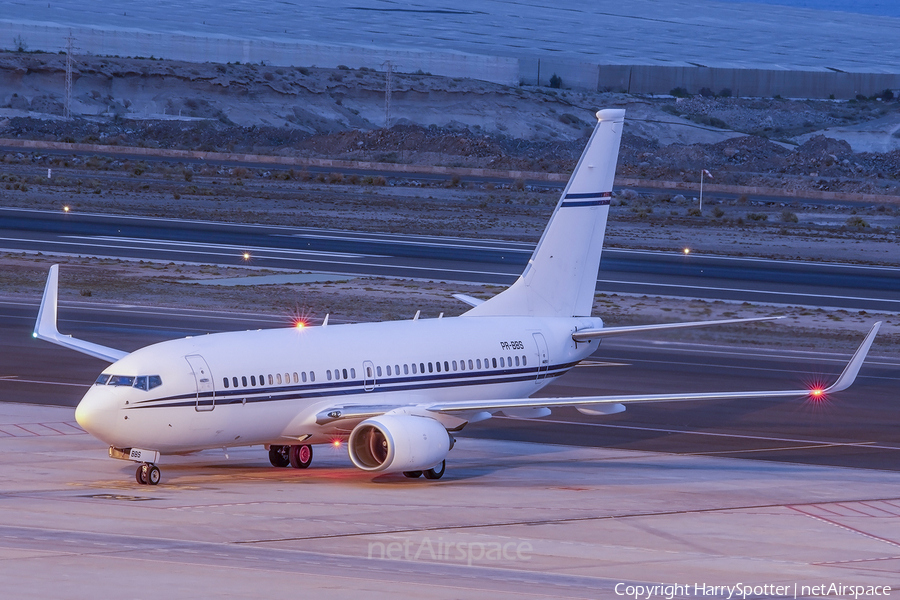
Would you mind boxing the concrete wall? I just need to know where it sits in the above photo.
[619,65,900,99]
[3,20,899,99]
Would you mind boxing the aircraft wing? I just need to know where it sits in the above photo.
[427,321,881,415]
[572,316,784,341]
[33,265,129,363]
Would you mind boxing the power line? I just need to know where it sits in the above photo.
[382,60,392,128]
[65,35,75,121]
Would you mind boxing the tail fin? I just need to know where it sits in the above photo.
[465,109,625,318]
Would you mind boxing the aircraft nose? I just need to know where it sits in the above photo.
[75,388,118,443]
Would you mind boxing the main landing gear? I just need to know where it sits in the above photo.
[269,444,313,469]
[135,462,161,485]
[404,460,445,480]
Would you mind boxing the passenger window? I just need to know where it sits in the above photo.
[268,374,274,385]
[459,360,464,371]
[492,358,497,368]
[508,355,512,366]
[149,375,162,390]
[232,377,238,388]
[259,374,264,385]
[522,355,527,366]
[376,366,382,377]
[428,362,433,373]
[276,373,282,385]
[419,362,425,374]
[386,365,392,376]
[367,366,372,377]
[310,371,316,382]
[350,368,356,379]
[476,359,482,369]
[242,376,248,387]
[515,356,520,366]
[412,363,418,374]
[404,364,409,375]
[223,377,229,389]
[327,371,332,381]
[251,375,256,386]
[293,372,299,383]
[95,374,110,385]
[301,372,307,383]
[343,368,348,379]
[500,357,505,367]
[395,364,400,375]
[435,362,441,373]
[444,361,449,372]
[468,359,474,370]
[452,361,457,371]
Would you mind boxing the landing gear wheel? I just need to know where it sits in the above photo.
[136,463,161,485]
[147,464,161,485]
[268,445,290,467]
[403,471,422,478]
[423,460,445,480]
[289,444,313,469]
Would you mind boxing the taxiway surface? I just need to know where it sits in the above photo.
[3,208,899,311]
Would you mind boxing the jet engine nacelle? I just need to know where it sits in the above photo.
[348,414,450,473]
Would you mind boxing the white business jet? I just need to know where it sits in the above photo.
[34,109,880,485]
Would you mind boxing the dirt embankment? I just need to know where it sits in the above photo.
[2,51,900,198]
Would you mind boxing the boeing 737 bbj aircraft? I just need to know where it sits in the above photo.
[34,109,880,486]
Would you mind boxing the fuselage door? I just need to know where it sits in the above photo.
[532,332,549,382]
[363,360,375,392]
[185,354,215,411]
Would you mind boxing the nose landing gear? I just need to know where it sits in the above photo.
[135,463,161,485]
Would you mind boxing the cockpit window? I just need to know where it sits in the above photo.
[108,375,135,387]
[102,374,162,390]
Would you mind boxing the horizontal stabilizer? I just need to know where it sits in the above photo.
[452,293,485,308]
[429,322,880,414]
[572,316,784,341]
[33,265,128,363]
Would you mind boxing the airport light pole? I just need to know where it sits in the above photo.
[700,169,713,212]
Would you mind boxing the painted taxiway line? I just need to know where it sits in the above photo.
[501,417,900,451]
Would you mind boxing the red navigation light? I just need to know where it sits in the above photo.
[294,319,307,330]
[242,252,251,261]
[332,439,342,448]
[809,387,825,400]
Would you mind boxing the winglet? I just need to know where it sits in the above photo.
[34,264,61,340]
[33,265,128,363]
[824,321,881,394]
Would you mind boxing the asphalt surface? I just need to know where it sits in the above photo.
[4,299,898,472]
[3,207,900,311]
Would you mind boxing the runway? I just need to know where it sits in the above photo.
[3,207,899,311]
[3,299,898,472]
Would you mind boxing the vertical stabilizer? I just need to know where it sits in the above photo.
[465,109,625,318]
